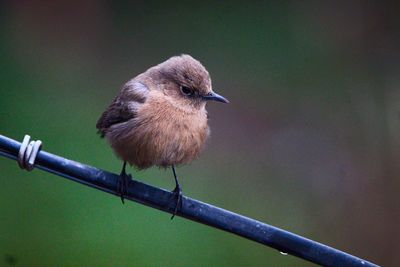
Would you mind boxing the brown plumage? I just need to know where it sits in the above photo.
[96,54,228,213]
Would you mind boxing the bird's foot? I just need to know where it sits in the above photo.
[170,185,183,220]
[118,171,131,204]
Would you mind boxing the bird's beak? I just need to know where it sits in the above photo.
[202,91,229,103]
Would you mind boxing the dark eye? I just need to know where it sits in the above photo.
[180,86,193,96]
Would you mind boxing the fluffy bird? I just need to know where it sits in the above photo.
[96,54,228,217]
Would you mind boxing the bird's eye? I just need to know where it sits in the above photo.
[180,86,194,96]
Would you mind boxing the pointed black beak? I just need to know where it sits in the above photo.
[202,91,229,103]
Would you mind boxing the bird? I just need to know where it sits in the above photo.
[96,54,228,218]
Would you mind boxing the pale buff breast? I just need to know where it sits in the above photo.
[107,93,210,169]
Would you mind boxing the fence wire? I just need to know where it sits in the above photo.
[0,134,378,267]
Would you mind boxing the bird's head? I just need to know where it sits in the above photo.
[145,54,228,110]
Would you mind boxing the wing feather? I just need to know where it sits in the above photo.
[96,80,149,137]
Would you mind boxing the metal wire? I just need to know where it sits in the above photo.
[17,135,42,171]
[0,134,379,267]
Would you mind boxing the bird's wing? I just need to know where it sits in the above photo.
[96,80,149,137]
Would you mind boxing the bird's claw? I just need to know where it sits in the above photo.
[118,172,131,204]
[171,185,183,220]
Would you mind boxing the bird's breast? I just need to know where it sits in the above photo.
[114,94,210,168]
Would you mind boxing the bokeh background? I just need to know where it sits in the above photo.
[1,1,399,266]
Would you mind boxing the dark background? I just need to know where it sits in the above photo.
[1,1,399,266]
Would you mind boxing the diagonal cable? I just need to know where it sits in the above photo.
[0,134,378,267]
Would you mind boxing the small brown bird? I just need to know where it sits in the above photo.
[96,54,228,217]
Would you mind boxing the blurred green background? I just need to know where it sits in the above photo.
[1,1,399,266]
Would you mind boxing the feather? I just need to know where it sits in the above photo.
[96,81,149,137]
